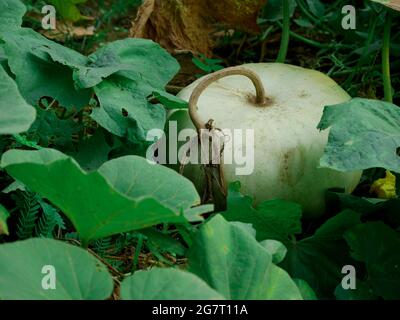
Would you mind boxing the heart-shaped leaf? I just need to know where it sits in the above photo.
[121,268,224,300]
[318,98,400,173]
[74,38,179,90]
[1,28,91,110]
[0,238,113,300]
[187,215,303,300]
[1,148,200,245]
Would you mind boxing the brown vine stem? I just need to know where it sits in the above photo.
[188,66,269,132]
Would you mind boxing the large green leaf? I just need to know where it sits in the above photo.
[318,98,400,173]
[92,77,166,144]
[0,238,113,300]
[0,65,36,134]
[1,28,91,110]
[121,268,224,300]
[0,204,10,235]
[1,148,200,245]
[221,182,302,244]
[0,0,25,30]
[2,28,179,143]
[281,210,361,299]
[187,215,303,300]
[344,222,400,300]
[88,39,180,144]
[75,38,179,90]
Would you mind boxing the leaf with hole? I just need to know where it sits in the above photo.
[1,28,91,110]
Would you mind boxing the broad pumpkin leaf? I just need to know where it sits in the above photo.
[47,0,88,22]
[92,77,166,144]
[3,28,179,143]
[0,64,36,134]
[280,210,361,299]
[0,0,25,31]
[74,38,179,90]
[0,238,113,300]
[1,148,200,245]
[121,268,224,300]
[87,39,180,144]
[344,222,400,300]
[318,98,400,173]
[187,215,303,300]
[221,181,302,244]
[0,204,10,235]
[1,28,91,110]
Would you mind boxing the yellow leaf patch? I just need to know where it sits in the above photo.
[370,170,397,199]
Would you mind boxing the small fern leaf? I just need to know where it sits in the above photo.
[35,201,65,238]
[14,191,41,240]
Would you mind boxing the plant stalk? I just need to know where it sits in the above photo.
[276,0,290,63]
[382,13,393,103]
[132,234,144,272]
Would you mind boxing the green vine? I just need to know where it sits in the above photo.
[382,12,393,103]
[276,0,291,63]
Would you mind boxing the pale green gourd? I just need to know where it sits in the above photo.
[167,63,362,217]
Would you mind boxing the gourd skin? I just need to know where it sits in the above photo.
[169,63,362,217]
